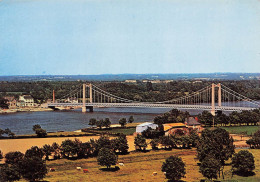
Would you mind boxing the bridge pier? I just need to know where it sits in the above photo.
[82,106,93,112]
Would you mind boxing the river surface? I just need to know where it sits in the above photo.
[0,107,206,135]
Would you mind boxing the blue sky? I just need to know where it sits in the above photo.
[0,0,259,75]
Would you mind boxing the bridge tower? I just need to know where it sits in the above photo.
[211,83,222,116]
[82,83,86,112]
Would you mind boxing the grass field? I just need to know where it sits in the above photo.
[16,148,260,182]
[219,126,259,136]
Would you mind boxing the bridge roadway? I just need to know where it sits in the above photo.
[47,102,257,111]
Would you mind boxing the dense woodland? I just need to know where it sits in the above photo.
[0,80,259,103]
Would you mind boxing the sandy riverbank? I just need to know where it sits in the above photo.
[0,107,53,114]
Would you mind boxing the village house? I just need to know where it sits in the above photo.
[18,95,35,107]
[136,122,158,133]
[3,96,17,108]
[185,117,203,132]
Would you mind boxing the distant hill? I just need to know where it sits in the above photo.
[0,73,259,82]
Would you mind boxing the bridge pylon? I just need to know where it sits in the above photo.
[211,83,222,116]
[82,83,86,112]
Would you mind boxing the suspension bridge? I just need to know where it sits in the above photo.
[47,83,260,115]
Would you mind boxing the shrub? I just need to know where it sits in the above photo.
[161,155,186,181]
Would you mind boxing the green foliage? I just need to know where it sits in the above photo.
[0,150,3,159]
[153,109,189,125]
[119,118,127,127]
[96,119,104,130]
[89,118,97,126]
[128,116,134,123]
[199,156,221,181]
[161,155,186,181]
[25,146,44,159]
[0,164,21,182]
[232,150,255,174]
[97,148,118,169]
[150,138,160,150]
[19,156,47,182]
[32,124,47,137]
[32,124,42,131]
[52,142,61,159]
[112,134,129,154]
[198,111,213,126]
[60,139,78,158]
[134,134,147,151]
[159,135,173,149]
[246,128,260,149]
[42,144,54,160]
[5,151,24,165]
[197,128,235,165]
[104,118,111,128]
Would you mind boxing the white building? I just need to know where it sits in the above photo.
[136,122,158,133]
[19,95,35,107]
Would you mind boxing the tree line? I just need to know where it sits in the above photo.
[0,80,259,104]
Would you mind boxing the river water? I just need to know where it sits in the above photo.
[0,102,257,135]
[0,107,208,135]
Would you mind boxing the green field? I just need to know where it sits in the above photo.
[219,126,259,136]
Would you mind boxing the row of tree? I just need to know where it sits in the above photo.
[88,116,134,129]
[198,109,260,126]
[1,80,259,104]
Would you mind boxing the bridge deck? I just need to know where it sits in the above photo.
[47,102,257,111]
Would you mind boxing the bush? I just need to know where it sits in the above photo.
[161,155,186,181]
[232,150,255,175]
[97,148,118,169]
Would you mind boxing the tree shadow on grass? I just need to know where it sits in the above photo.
[99,166,120,172]
[233,171,255,177]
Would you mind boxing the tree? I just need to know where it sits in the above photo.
[42,144,54,160]
[128,116,134,123]
[32,124,47,137]
[25,146,44,159]
[0,98,8,109]
[0,164,21,182]
[89,118,97,127]
[60,139,78,158]
[199,156,221,181]
[104,118,111,128]
[119,118,127,127]
[112,134,129,154]
[96,119,104,130]
[97,148,118,169]
[0,149,3,159]
[134,134,147,151]
[159,136,173,149]
[52,142,61,159]
[32,124,41,131]
[232,150,255,175]
[19,156,47,182]
[150,138,160,150]
[5,151,24,164]
[161,155,186,181]
[198,111,213,126]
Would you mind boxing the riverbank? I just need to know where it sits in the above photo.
[0,107,53,114]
